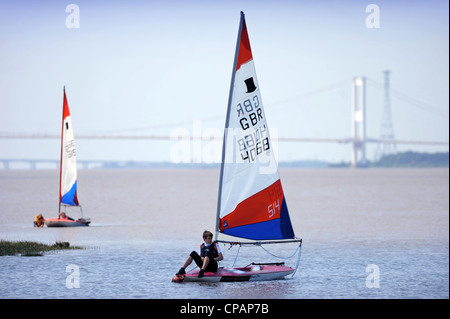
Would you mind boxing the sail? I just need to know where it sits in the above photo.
[59,87,79,206]
[216,12,295,241]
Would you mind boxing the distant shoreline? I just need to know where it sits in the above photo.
[1,151,448,170]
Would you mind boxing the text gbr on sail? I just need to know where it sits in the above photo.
[236,94,271,163]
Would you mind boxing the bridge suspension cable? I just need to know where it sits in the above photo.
[366,78,448,118]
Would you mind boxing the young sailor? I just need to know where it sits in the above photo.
[177,230,223,277]
[33,214,45,227]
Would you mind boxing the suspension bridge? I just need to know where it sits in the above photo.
[1,73,448,169]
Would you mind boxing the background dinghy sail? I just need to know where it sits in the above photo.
[181,12,302,283]
[44,87,90,227]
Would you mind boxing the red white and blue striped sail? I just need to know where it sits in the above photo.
[59,87,79,207]
[216,12,295,241]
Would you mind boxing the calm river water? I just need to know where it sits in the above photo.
[0,168,448,299]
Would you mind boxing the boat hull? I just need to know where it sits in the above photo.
[180,265,294,283]
[44,218,90,227]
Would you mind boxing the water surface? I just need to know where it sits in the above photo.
[0,168,448,299]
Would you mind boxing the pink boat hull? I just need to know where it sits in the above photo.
[180,265,295,282]
[44,217,90,227]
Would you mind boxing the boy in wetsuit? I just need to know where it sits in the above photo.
[33,214,45,227]
[177,230,223,278]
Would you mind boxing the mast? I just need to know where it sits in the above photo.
[58,86,65,218]
[215,12,246,239]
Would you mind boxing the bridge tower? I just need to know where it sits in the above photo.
[376,70,396,159]
[351,77,367,168]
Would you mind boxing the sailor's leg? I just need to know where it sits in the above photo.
[201,256,210,270]
[182,255,193,269]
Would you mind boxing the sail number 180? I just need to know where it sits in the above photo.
[268,199,280,218]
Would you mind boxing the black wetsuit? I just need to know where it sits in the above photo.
[189,242,219,272]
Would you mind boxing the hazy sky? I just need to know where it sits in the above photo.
[0,0,448,164]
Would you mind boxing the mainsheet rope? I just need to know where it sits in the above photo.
[221,240,302,277]
[185,241,303,278]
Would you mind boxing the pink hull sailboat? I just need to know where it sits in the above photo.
[44,87,90,227]
[174,12,301,283]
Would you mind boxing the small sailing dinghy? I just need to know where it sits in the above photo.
[180,12,301,283]
[45,87,90,227]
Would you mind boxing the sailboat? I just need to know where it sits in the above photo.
[44,87,90,227]
[180,12,302,282]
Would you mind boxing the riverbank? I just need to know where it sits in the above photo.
[0,240,82,256]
